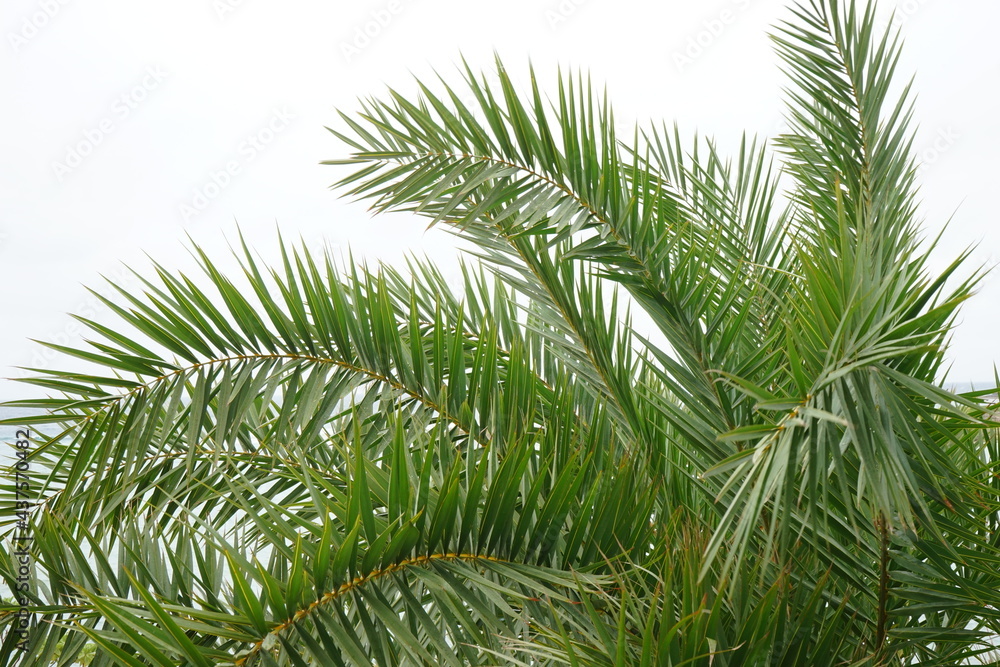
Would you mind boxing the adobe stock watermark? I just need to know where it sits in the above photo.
[544,0,590,31]
[915,126,959,177]
[19,264,139,374]
[51,66,169,183]
[340,0,410,63]
[7,0,71,53]
[213,0,249,20]
[178,108,295,223]
[672,0,752,73]
[7,428,35,655]
[876,0,931,31]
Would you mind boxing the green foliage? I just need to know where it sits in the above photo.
[3,1,1000,664]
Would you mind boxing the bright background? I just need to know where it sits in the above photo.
[1,0,998,402]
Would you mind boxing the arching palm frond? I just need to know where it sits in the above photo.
[3,1,1000,665]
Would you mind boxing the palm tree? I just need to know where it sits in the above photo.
[3,0,1000,664]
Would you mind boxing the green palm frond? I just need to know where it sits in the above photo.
[3,1,1000,665]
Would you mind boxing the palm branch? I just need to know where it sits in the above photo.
[3,1,1000,665]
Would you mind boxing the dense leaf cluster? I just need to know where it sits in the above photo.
[3,1,1000,665]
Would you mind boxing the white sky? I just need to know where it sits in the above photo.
[1,0,998,402]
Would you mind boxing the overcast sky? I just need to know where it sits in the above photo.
[1,0,998,402]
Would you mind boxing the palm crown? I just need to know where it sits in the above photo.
[3,1,1000,665]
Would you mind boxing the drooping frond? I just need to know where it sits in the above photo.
[3,1,1000,665]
